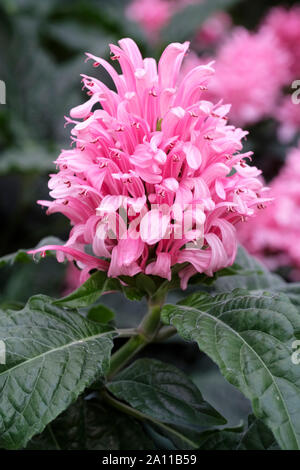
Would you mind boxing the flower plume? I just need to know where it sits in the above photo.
[30,38,270,288]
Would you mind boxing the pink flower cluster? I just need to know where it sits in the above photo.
[208,28,290,126]
[262,6,300,81]
[238,143,300,278]
[30,39,269,288]
[126,0,231,46]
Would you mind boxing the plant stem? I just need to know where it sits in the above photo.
[154,325,177,342]
[117,328,139,338]
[107,297,164,380]
[107,335,146,380]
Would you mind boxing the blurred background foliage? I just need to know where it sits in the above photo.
[0,0,299,431]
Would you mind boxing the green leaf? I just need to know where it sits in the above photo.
[119,274,157,301]
[237,415,279,450]
[0,301,24,311]
[212,247,300,314]
[0,237,64,268]
[195,425,242,450]
[162,289,300,450]
[122,286,145,302]
[107,358,226,433]
[188,258,257,288]
[0,295,116,449]
[54,271,121,309]
[87,304,115,324]
[198,415,279,450]
[135,273,157,297]
[213,246,285,292]
[56,270,158,308]
[275,284,300,310]
[27,395,155,450]
[211,247,300,313]
[162,0,241,43]
[25,425,60,450]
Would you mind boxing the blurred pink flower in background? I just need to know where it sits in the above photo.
[179,50,210,75]
[238,143,300,279]
[29,38,269,288]
[276,95,300,143]
[126,0,172,41]
[207,28,290,126]
[262,6,300,81]
[126,0,231,46]
[195,11,232,46]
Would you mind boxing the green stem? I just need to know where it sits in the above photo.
[108,298,164,380]
[138,302,162,340]
[108,335,146,380]
[154,325,177,342]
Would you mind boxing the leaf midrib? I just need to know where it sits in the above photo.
[170,301,300,449]
[0,329,114,379]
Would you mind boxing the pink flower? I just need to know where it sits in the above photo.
[207,28,290,126]
[195,11,232,47]
[238,143,300,275]
[126,0,172,42]
[63,262,81,296]
[261,6,300,80]
[29,38,269,288]
[276,95,300,143]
